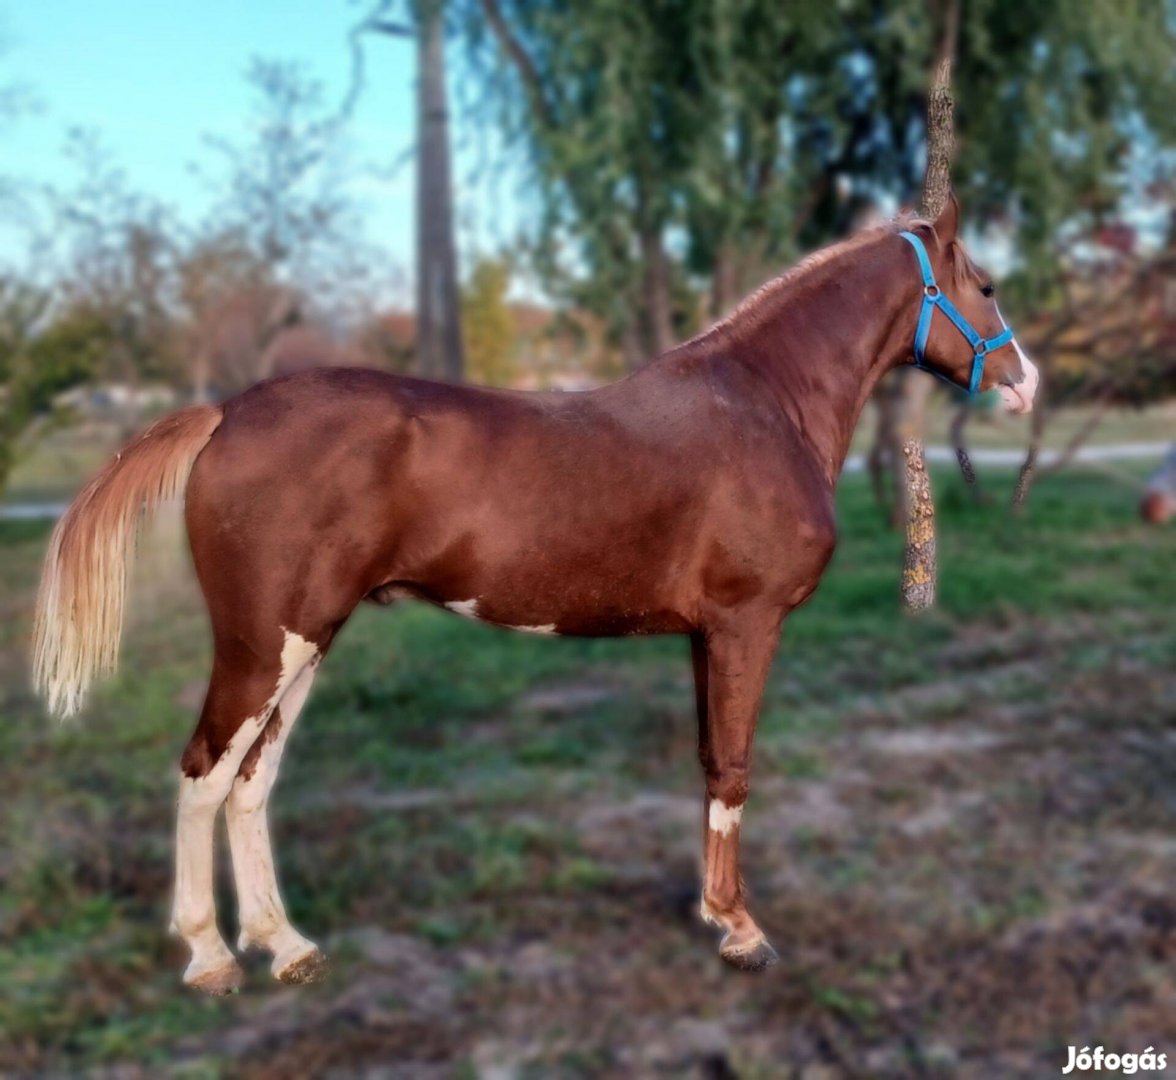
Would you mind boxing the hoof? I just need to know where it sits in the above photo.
[274,946,329,985]
[720,936,779,973]
[185,959,245,996]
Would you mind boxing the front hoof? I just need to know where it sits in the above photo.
[184,959,245,996]
[720,936,779,973]
[274,946,329,985]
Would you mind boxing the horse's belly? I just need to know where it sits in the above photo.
[382,522,698,637]
[436,591,693,637]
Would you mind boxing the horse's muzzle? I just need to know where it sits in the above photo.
[997,346,1040,414]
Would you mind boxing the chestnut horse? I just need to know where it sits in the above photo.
[33,196,1038,994]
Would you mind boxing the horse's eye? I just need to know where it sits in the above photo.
[980,282,995,298]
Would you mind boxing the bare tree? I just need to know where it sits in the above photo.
[200,59,353,291]
[176,232,301,398]
[51,129,181,425]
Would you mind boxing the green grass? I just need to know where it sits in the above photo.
[0,466,1172,1076]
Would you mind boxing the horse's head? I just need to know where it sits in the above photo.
[901,195,1040,414]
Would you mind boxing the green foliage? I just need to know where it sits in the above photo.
[22,306,111,405]
[0,280,93,495]
[461,256,517,385]
[957,0,1175,266]
[469,0,1175,345]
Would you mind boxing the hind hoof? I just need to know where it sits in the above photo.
[275,946,329,985]
[184,959,245,996]
[720,936,779,973]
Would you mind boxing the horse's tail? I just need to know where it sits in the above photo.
[32,404,224,718]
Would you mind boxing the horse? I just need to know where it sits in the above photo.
[32,195,1039,994]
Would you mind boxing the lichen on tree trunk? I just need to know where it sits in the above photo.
[898,373,938,611]
[901,439,938,605]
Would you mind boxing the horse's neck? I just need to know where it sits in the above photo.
[723,250,918,484]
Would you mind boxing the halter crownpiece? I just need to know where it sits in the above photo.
[898,230,1015,395]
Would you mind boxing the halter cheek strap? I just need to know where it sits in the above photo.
[898,230,1015,395]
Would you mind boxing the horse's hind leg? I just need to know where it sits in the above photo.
[171,629,319,994]
[225,656,325,984]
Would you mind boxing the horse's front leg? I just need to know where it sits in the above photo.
[694,615,782,971]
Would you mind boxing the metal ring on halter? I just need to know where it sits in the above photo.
[924,284,940,299]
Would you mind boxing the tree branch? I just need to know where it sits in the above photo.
[368,19,413,37]
[479,0,557,131]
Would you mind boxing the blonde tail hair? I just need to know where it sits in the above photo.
[32,404,224,717]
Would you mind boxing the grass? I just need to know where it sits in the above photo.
[0,463,1173,1077]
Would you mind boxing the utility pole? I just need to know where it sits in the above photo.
[415,0,464,380]
[366,0,465,381]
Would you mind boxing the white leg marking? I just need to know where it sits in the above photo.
[171,629,319,987]
[173,714,268,986]
[708,799,743,836]
[278,628,319,686]
[699,897,723,928]
[505,623,558,635]
[226,661,320,978]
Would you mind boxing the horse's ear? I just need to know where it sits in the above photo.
[933,191,960,242]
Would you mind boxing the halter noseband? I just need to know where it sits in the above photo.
[898,230,1014,395]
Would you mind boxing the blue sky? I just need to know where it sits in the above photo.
[0,0,520,293]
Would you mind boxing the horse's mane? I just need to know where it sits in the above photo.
[685,213,934,349]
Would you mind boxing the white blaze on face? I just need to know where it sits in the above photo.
[708,799,743,836]
[994,305,1040,415]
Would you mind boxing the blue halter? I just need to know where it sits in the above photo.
[898,230,1014,395]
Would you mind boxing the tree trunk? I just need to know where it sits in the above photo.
[1012,401,1047,511]
[900,6,959,613]
[416,0,465,381]
[950,402,985,502]
[896,371,937,608]
[620,309,645,371]
[869,381,902,525]
[711,241,741,320]
[640,228,676,358]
